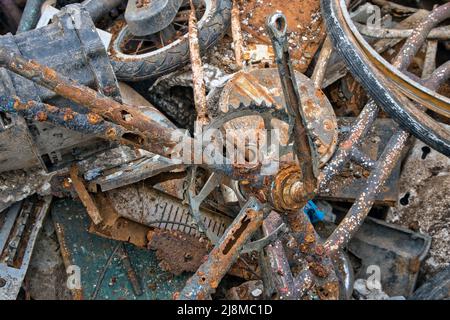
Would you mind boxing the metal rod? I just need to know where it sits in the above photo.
[324,3,450,253]
[70,164,103,225]
[188,0,209,127]
[355,23,450,40]
[311,36,334,89]
[318,100,379,191]
[351,148,376,170]
[231,0,243,69]
[0,95,142,145]
[0,48,179,157]
[81,0,123,22]
[260,211,300,300]
[422,40,438,78]
[118,243,143,297]
[426,61,450,91]
[393,2,450,70]
[17,0,45,33]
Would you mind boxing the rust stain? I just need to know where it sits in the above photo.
[240,0,326,72]
[178,205,264,299]
[36,111,47,121]
[147,228,213,275]
[87,113,102,125]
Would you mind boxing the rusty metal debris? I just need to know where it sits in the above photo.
[0,0,449,302]
[188,0,209,128]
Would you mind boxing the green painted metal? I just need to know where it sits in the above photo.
[51,198,190,300]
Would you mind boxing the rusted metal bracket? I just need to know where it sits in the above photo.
[176,197,266,300]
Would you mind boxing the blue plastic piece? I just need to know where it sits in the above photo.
[303,200,325,224]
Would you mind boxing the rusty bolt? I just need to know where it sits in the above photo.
[106,128,117,138]
[63,178,72,189]
[63,109,74,121]
[323,119,333,131]
[305,233,315,244]
[289,181,304,202]
[36,111,48,122]
[87,113,102,125]
[315,244,325,256]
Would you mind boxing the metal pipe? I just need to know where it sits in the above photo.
[16,0,45,33]
[393,2,450,70]
[318,101,379,191]
[231,0,243,69]
[324,2,450,254]
[81,0,123,22]
[426,61,450,92]
[0,47,178,157]
[0,95,145,146]
[351,148,376,170]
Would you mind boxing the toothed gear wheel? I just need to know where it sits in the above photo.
[215,68,339,167]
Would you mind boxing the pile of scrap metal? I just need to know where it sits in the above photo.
[0,0,449,300]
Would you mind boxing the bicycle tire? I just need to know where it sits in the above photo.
[110,0,232,81]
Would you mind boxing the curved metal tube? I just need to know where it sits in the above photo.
[323,1,450,252]
[81,0,123,22]
[321,0,450,156]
